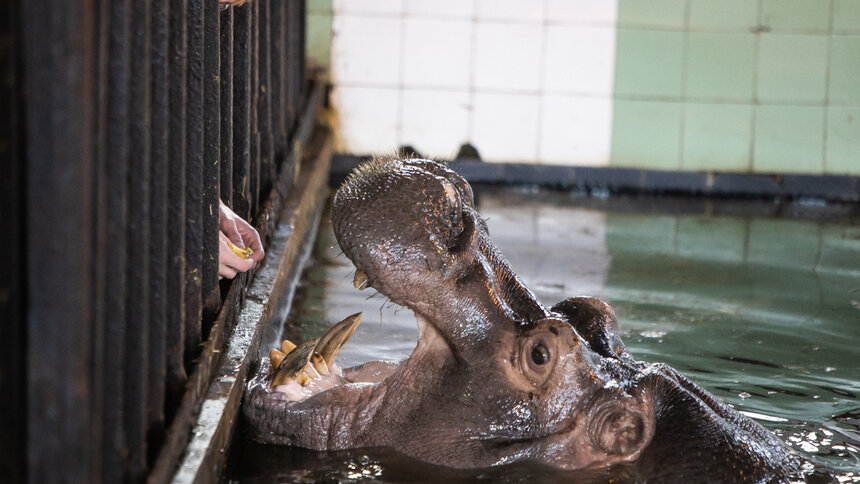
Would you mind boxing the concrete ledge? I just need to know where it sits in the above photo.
[330,155,860,203]
[170,130,332,484]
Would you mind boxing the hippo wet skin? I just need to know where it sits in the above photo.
[244,158,800,482]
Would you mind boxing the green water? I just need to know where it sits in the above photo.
[232,188,860,482]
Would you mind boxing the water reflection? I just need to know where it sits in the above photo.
[231,188,860,482]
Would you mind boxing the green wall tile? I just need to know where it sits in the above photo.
[826,107,860,174]
[689,0,759,31]
[753,105,825,173]
[757,34,828,103]
[308,0,332,13]
[829,36,860,104]
[677,216,746,263]
[617,0,687,29]
[307,12,333,72]
[834,0,860,33]
[761,0,831,33]
[683,103,752,171]
[611,100,682,169]
[748,220,820,269]
[686,33,756,101]
[614,30,685,99]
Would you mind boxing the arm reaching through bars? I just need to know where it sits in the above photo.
[218,199,265,279]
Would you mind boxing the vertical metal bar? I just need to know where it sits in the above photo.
[166,0,188,418]
[0,0,26,480]
[185,0,205,365]
[269,0,284,153]
[233,3,252,220]
[277,0,288,143]
[202,0,221,321]
[103,0,132,480]
[125,0,151,479]
[219,8,234,207]
[249,0,261,215]
[23,0,98,481]
[286,0,304,136]
[258,0,274,197]
[147,0,170,467]
[90,0,111,477]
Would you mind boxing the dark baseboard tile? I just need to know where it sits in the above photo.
[330,155,859,203]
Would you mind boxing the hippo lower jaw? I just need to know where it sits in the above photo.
[243,157,799,479]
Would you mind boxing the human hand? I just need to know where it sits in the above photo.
[219,231,256,279]
[219,200,265,262]
[218,200,265,279]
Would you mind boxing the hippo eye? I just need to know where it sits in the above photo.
[531,345,549,365]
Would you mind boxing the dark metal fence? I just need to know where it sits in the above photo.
[1,0,308,481]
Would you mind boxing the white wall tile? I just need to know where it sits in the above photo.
[474,0,545,23]
[472,92,540,162]
[539,95,613,166]
[331,15,402,86]
[543,26,616,95]
[400,89,471,157]
[331,86,400,154]
[333,0,403,16]
[404,0,474,19]
[474,22,543,91]
[545,0,618,25]
[402,18,472,89]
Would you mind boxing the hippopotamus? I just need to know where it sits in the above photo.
[244,157,800,482]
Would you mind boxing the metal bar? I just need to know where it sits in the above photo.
[219,8,234,207]
[269,0,284,152]
[125,0,152,479]
[232,3,251,220]
[147,0,170,468]
[259,0,274,196]
[185,0,205,367]
[90,0,111,478]
[0,0,25,475]
[202,0,221,322]
[23,0,98,480]
[286,0,305,136]
[103,0,133,480]
[249,0,261,217]
[166,0,189,418]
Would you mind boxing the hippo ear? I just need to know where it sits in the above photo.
[551,297,631,361]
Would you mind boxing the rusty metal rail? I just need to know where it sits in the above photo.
[2,0,311,482]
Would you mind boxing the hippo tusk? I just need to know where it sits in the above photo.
[353,269,369,290]
[271,340,317,387]
[310,353,330,376]
[315,312,363,367]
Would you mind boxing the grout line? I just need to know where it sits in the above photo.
[748,0,764,174]
[534,0,549,164]
[466,7,478,142]
[678,0,691,171]
[822,0,835,175]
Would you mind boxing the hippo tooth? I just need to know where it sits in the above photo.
[316,312,363,367]
[271,340,317,387]
[353,269,369,290]
[280,339,297,354]
[297,372,310,386]
[269,349,286,369]
[310,352,330,376]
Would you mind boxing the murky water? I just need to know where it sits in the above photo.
[231,187,860,483]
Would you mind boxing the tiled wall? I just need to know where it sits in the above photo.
[308,0,860,175]
[612,0,860,175]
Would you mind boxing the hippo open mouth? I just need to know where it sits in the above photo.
[244,158,799,480]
